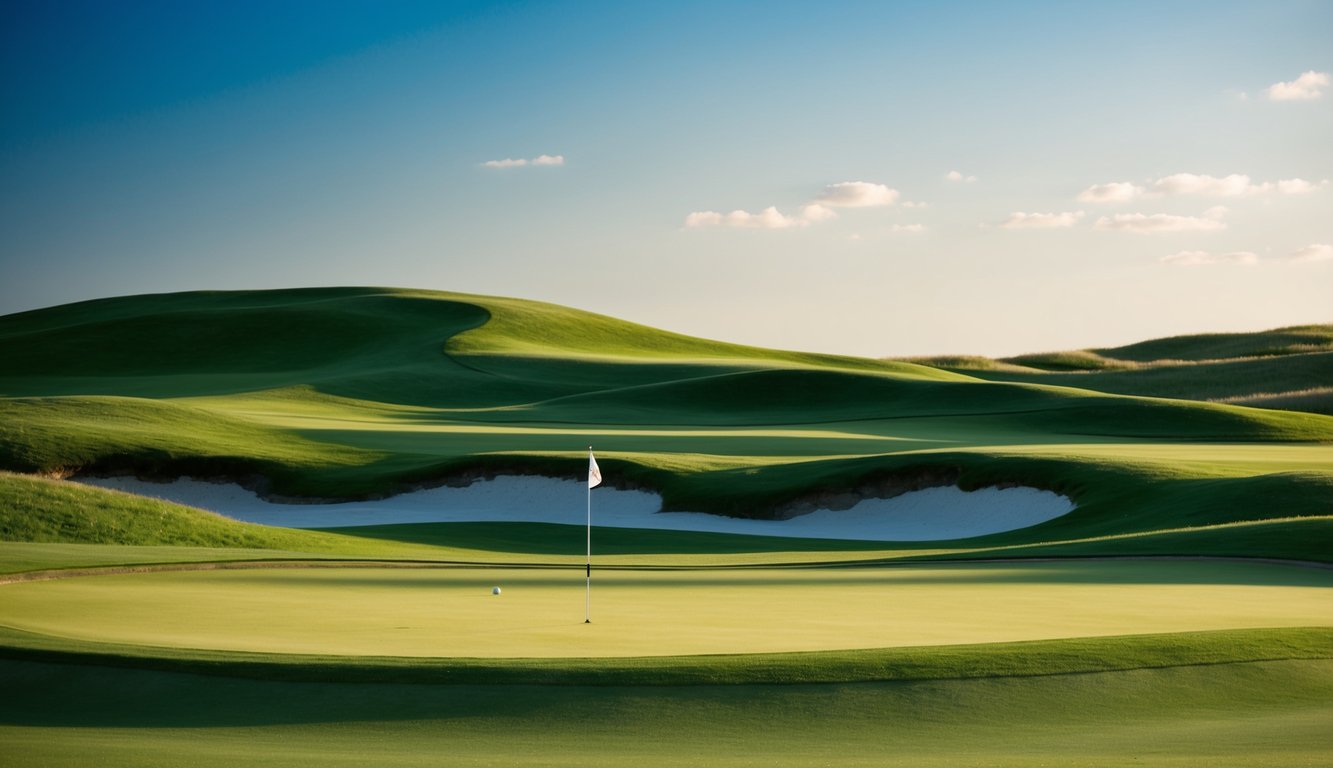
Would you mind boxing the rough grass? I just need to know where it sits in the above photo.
[0,471,346,550]
[1096,324,1333,362]
[1218,387,1333,416]
[0,472,474,562]
[903,325,1333,413]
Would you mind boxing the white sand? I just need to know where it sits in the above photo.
[77,475,1074,542]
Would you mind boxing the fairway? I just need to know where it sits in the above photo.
[4,560,1329,658]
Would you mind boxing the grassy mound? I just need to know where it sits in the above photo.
[904,324,1333,414]
[2,288,1330,546]
[0,472,464,561]
[1097,324,1333,362]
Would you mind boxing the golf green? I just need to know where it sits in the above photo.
[3,560,1329,658]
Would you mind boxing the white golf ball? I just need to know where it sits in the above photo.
[492,587,502,595]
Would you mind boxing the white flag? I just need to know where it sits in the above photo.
[588,450,602,489]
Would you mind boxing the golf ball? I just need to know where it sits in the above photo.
[492,587,502,595]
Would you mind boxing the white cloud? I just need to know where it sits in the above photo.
[1093,207,1228,233]
[801,203,838,222]
[1160,250,1259,267]
[1160,244,1333,266]
[1267,70,1330,101]
[945,170,977,183]
[891,223,925,233]
[1152,173,1253,196]
[684,204,836,230]
[1077,173,1325,202]
[999,211,1085,230]
[1290,243,1333,263]
[686,179,904,232]
[1274,178,1326,195]
[901,200,928,209]
[816,181,899,207]
[1077,181,1145,203]
[482,154,564,169]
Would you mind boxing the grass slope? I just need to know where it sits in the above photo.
[4,468,1332,568]
[904,324,1333,414]
[2,288,1331,550]
[2,652,1330,766]
[2,293,1330,768]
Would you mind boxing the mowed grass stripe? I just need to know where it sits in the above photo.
[1,561,1328,658]
[3,654,1330,767]
[0,624,1328,686]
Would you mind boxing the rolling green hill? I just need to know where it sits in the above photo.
[2,289,1331,768]
[2,287,1331,547]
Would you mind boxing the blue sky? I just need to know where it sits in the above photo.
[2,0,1329,356]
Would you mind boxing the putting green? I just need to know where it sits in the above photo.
[3,560,1329,658]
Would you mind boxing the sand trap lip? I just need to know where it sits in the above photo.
[77,475,1074,542]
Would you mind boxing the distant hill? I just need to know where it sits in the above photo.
[900,325,1333,415]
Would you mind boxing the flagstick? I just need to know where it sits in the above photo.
[585,446,592,624]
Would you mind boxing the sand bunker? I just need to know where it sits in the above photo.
[78,475,1073,542]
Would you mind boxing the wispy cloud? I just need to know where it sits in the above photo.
[687,180,899,231]
[1094,206,1228,233]
[1160,250,1258,267]
[1078,174,1325,202]
[1152,173,1253,196]
[1290,243,1333,263]
[816,181,899,207]
[1161,243,1333,266]
[684,204,836,230]
[482,154,565,169]
[945,170,977,183]
[1152,173,1325,197]
[891,223,925,233]
[1267,71,1330,101]
[1077,182,1145,203]
[999,211,1084,230]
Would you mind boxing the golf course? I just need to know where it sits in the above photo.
[0,287,1330,766]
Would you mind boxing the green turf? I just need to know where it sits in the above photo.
[0,288,1330,767]
[2,561,1328,658]
[1,652,1330,766]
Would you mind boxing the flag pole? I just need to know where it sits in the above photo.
[585,445,592,624]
